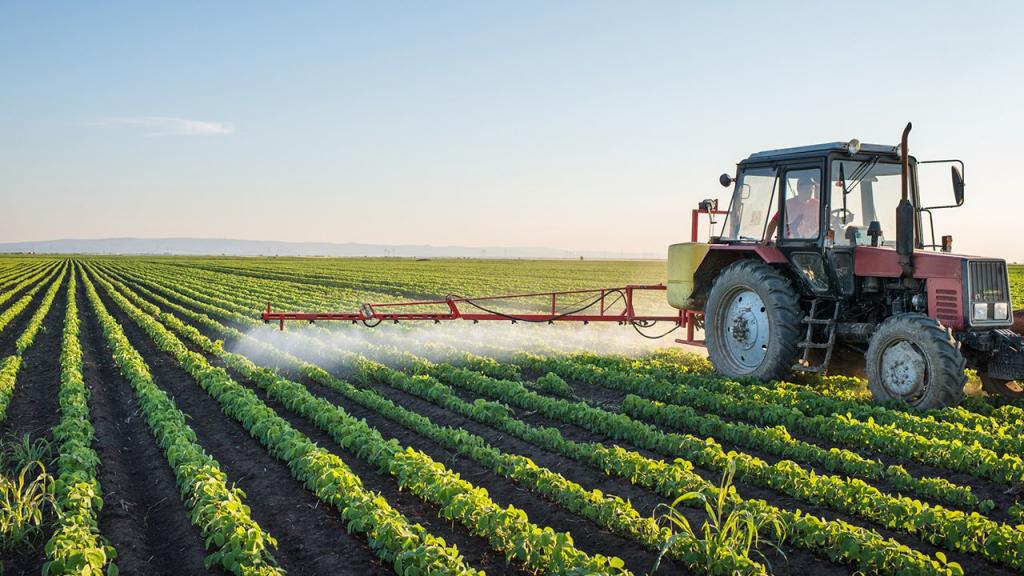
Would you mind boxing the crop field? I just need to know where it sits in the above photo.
[2,256,1024,576]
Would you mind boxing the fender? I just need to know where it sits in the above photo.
[688,245,787,308]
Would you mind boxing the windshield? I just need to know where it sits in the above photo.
[829,159,904,247]
[720,166,777,241]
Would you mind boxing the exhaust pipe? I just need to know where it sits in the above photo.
[897,122,915,278]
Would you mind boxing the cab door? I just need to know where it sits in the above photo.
[776,163,831,294]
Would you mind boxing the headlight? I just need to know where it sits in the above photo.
[994,302,1009,321]
[974,302,989,321]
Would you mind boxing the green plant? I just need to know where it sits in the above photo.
[1,433,54,474]
[532,372,575,398]
[1009,502,1024,525]
[0,460,55,551]
[651,459,785,575]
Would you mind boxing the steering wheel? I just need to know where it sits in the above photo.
[830,208,859,244]
[831,208,855,225]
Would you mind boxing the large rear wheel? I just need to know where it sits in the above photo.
[865,313,966,410]
[704,260,802,381]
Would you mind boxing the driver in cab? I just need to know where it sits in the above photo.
[764,174,820,242]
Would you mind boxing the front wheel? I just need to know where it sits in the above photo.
[865,313,966,410]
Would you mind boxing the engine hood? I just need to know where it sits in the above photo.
[853,246,1001,280]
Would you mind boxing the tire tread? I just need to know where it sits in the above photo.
[705,259,802,381]
[866,313,966,410]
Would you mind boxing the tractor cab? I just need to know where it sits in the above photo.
[715,142,936,299]
[719,142,915,248]
[706,139,974,300]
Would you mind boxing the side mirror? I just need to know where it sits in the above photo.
[719,173,734,188]
[951,166,965,206]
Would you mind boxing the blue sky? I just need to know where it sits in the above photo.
[2,1,1022,258]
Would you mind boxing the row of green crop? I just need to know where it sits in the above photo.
[0,260,62,312]
[420,361,1024,570]
[0,263,68,420]
[97,261,526,385]
[83,264,490,575]
[146,255,666,309]
[0,259,52,291]
[620,394,986,511]
[517,354,984,511]
[135,259,421,313]
[580,353,1024,459]
[43,267,116,575]
[0,262,65,342]
[79,266,285,576]
[774,373,1024,446]
[97,262,970,576]
[106,268,769,576]
[99,262,501,386]
[359,358,963,576]
[271,327,993,517]
[409,337,1020,439]
[87,263,630,576]
[0,258,54,291]
[535,354,1024,488]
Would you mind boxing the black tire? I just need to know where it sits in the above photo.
[980,375,1024,399]
[704,260,802,381]
[865,313,966,410]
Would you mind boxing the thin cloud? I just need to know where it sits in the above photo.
[90,116,234,136]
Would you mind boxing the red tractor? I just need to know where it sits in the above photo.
[678,123,1021,409]
[264,123,1023,410]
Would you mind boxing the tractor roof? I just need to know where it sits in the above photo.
[744,142,899,163]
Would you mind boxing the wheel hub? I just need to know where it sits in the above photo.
[723,289,770,370]
[880,340,927,397]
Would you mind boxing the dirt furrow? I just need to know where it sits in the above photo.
[89,273,393,576]
[79,283,218,576]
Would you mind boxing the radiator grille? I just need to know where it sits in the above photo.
[968,260,1009,303]
[934,288,960,325]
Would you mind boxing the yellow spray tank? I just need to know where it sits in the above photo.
[666,242,710,310]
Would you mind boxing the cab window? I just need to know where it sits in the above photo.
[830,160,903,246]
[782,168,822,240]
[720,166,777,242]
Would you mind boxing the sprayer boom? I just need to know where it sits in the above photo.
[262,284,691,333]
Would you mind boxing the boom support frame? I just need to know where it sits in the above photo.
[260,203,722,345]
[263,284,690,329]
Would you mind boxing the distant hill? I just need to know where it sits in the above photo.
[0,238,662,260]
